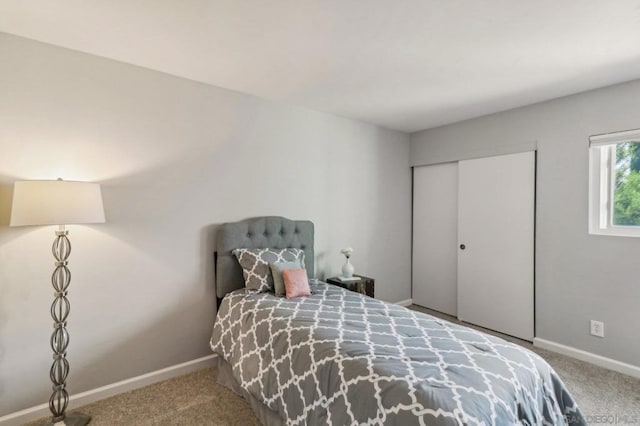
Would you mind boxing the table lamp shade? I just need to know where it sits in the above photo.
[10,180,105,227]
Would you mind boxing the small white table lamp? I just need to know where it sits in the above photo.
[11,179,105,426]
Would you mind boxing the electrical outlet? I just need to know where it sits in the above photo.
[590,320,604,338]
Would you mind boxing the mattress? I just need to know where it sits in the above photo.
[210,282,586,425]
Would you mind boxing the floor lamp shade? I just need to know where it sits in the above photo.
[10,180,105,226]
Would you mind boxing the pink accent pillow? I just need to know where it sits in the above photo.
[283,268,311,299]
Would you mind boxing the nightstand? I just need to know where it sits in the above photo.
[326,275,374,298]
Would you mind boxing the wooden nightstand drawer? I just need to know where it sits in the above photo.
[326,275,374,298]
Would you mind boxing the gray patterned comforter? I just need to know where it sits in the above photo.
[210,283,586,425]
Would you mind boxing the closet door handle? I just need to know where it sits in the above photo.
[459,244,466,250]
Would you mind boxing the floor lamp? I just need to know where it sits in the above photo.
[10,179,105,426]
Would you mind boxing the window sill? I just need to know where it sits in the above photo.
[589,227,640,238]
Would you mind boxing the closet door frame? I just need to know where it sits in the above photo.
[411,150,536,341]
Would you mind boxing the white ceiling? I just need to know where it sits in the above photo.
[2,1,640,133]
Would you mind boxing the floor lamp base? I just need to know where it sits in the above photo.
[43,412,91,426]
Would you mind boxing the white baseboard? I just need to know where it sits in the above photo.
[534,338,640,379]
[0,354,218,426]
[396,298,413,307]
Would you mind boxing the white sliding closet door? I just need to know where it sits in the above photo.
[412,162,458,316]
[457,151,535,341]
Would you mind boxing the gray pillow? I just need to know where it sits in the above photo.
[233,248,305,293]
[270,261,304,297]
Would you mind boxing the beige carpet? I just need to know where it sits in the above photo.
[24,368,259,426]
[25,306,640,425]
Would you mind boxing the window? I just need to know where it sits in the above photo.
[589,129,640,236]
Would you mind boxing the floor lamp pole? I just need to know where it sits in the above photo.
[45,225,90,426]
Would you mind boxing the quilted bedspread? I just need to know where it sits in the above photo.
[210,282,586,425]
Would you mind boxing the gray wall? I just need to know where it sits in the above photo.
[411,79,640,368]
[0,33,412,415]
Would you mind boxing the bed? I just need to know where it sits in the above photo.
[210,216,586,425]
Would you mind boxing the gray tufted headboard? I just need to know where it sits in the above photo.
[215,216,314,300]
